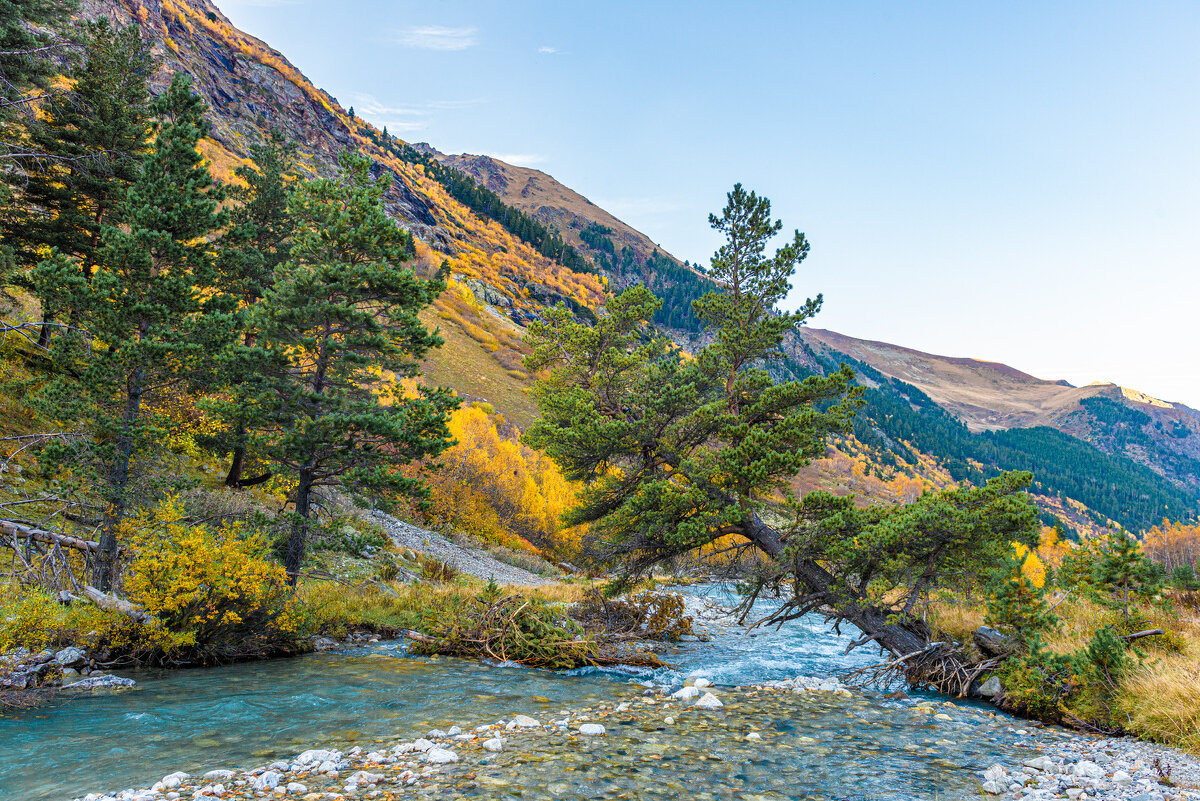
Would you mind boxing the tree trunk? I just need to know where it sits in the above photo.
[37,317,53,349]
[285,465,314,586]
[738,506,938,669]
[94,365,142,591]
[0,520,101,552]
[224,437,246,488]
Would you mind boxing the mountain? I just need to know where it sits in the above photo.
[797,329,1200,494]
[424,146,677,270]
[82,0,1199,534]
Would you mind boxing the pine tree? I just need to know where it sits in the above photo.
[210,130,296,488]
[33,73,229,590]
[253,151,458,584]
[523,184,857,564]
[7,20,153,345]
[987,552,1058,645]
[0,0,76,290]
[1092,528,1162,625]
[0,0,76,164]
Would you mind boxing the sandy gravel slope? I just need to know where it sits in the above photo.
[366,511,549,587]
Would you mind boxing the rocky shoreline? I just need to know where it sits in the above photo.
[68,675,1200,801]
[0,646,136,702]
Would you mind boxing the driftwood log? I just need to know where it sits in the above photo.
[0,519,100,553]
[77,585,155,625]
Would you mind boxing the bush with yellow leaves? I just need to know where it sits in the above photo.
[408,403,586,559]
[120,497,300,660]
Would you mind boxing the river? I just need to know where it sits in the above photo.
[1,584,1049,800]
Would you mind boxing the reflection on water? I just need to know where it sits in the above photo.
[0,584,1033,800]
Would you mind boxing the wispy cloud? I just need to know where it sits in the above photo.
[537,46,560,55]
[350,94,483,135]
[391,26,478,51]
[351,94,431,119]
[482,152,547,167]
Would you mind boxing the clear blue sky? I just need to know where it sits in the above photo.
[216,1,1200,407]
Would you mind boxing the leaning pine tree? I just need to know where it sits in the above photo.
[251,151,459,585]
[525,184,1040,692]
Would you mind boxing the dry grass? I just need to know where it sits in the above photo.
[1121,653,1200,752]
[929,590,1200,753]
[927,595,986,642]
[417,307,538,430]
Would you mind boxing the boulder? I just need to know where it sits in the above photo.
[977,676,1004,698]
[983,765,1007,782]
[54,646,87,667]
[671,686,700,701]
[61,674,135,691]
[295,749,337,767]
[1071,760,1105,779]
[252,771,280,791]
[694,692,723,709]
[973,626,1013,657]
[483,738,503,752]
[577,723,605,735]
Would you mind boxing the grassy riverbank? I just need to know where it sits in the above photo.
[930,592,1200,753]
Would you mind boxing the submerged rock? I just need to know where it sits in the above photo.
[509,714,541,728]
[672,686,700,701]
[425,747,458,764]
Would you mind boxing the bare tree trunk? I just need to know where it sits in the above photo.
[285,464,314,586]
[94,365,142,591]
[738,510,932,659]
[223,430,246,488]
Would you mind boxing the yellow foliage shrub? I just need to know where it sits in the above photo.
[121,497,298,656]
[406,404,585,559]
[0,585,120,653]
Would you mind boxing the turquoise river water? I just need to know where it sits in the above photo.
[0,585,1048,800]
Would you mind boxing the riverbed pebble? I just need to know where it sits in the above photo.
[424,747,458,764]
[68,680,1200,801]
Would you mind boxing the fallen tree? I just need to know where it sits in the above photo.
[523,185,1039,693]
[0,519,101,553]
